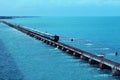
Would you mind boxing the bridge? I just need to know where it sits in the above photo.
[0,20,120,76]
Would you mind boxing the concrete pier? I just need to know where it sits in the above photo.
[89,59,99,64]
[112,68,120,76]
[80,55,89,61]
[1,20,120,76]
[99,63,111,69]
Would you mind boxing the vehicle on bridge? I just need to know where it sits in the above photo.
[21,26,59,42]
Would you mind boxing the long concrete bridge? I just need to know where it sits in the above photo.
[0,20,120,76]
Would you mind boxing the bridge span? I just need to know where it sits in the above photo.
[1,20,120,76]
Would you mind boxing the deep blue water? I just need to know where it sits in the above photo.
[0,17,120,80]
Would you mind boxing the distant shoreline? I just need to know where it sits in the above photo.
[0,16,14,19]
[0,16,37,19]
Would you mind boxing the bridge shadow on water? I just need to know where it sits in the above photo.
[0,39,24,80]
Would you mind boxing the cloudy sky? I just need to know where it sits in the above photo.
[0,0,120,16]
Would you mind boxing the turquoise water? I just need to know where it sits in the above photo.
[0,17,120,80]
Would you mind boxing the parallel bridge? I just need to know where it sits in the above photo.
[1,20,120,76]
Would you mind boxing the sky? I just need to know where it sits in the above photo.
[0,0,120,16]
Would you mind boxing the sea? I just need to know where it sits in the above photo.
[0,16,120,80]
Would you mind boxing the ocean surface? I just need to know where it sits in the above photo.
[0,17,120,80]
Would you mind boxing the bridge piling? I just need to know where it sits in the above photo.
[112,68,120,76]
[73,52,81,58]
[61,47,67,51]
[80,55,89,61]
[99,63,111,70]
[89,59,99,64]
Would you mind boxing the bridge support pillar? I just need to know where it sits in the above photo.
[89,59,99,64]
[99,63,111,69]
[49,42,51,45]
[112,68,120,76]
[80,55,89,61]
[29,33,34,37]
[61,47,66,51]
[49,42,53,45]
[73,52,81,58]
[44,40,47,43]
[66,50,73,55]
[43,39,46,42]
[66,50,69,53]
[58,46,62,49]
[37,37,41,40]
[34,36,37,39]
[47,41,50,44]
[52,43,57,47]
[41,39,43,41]
[73,52,76,56]
[57,46,60,49]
